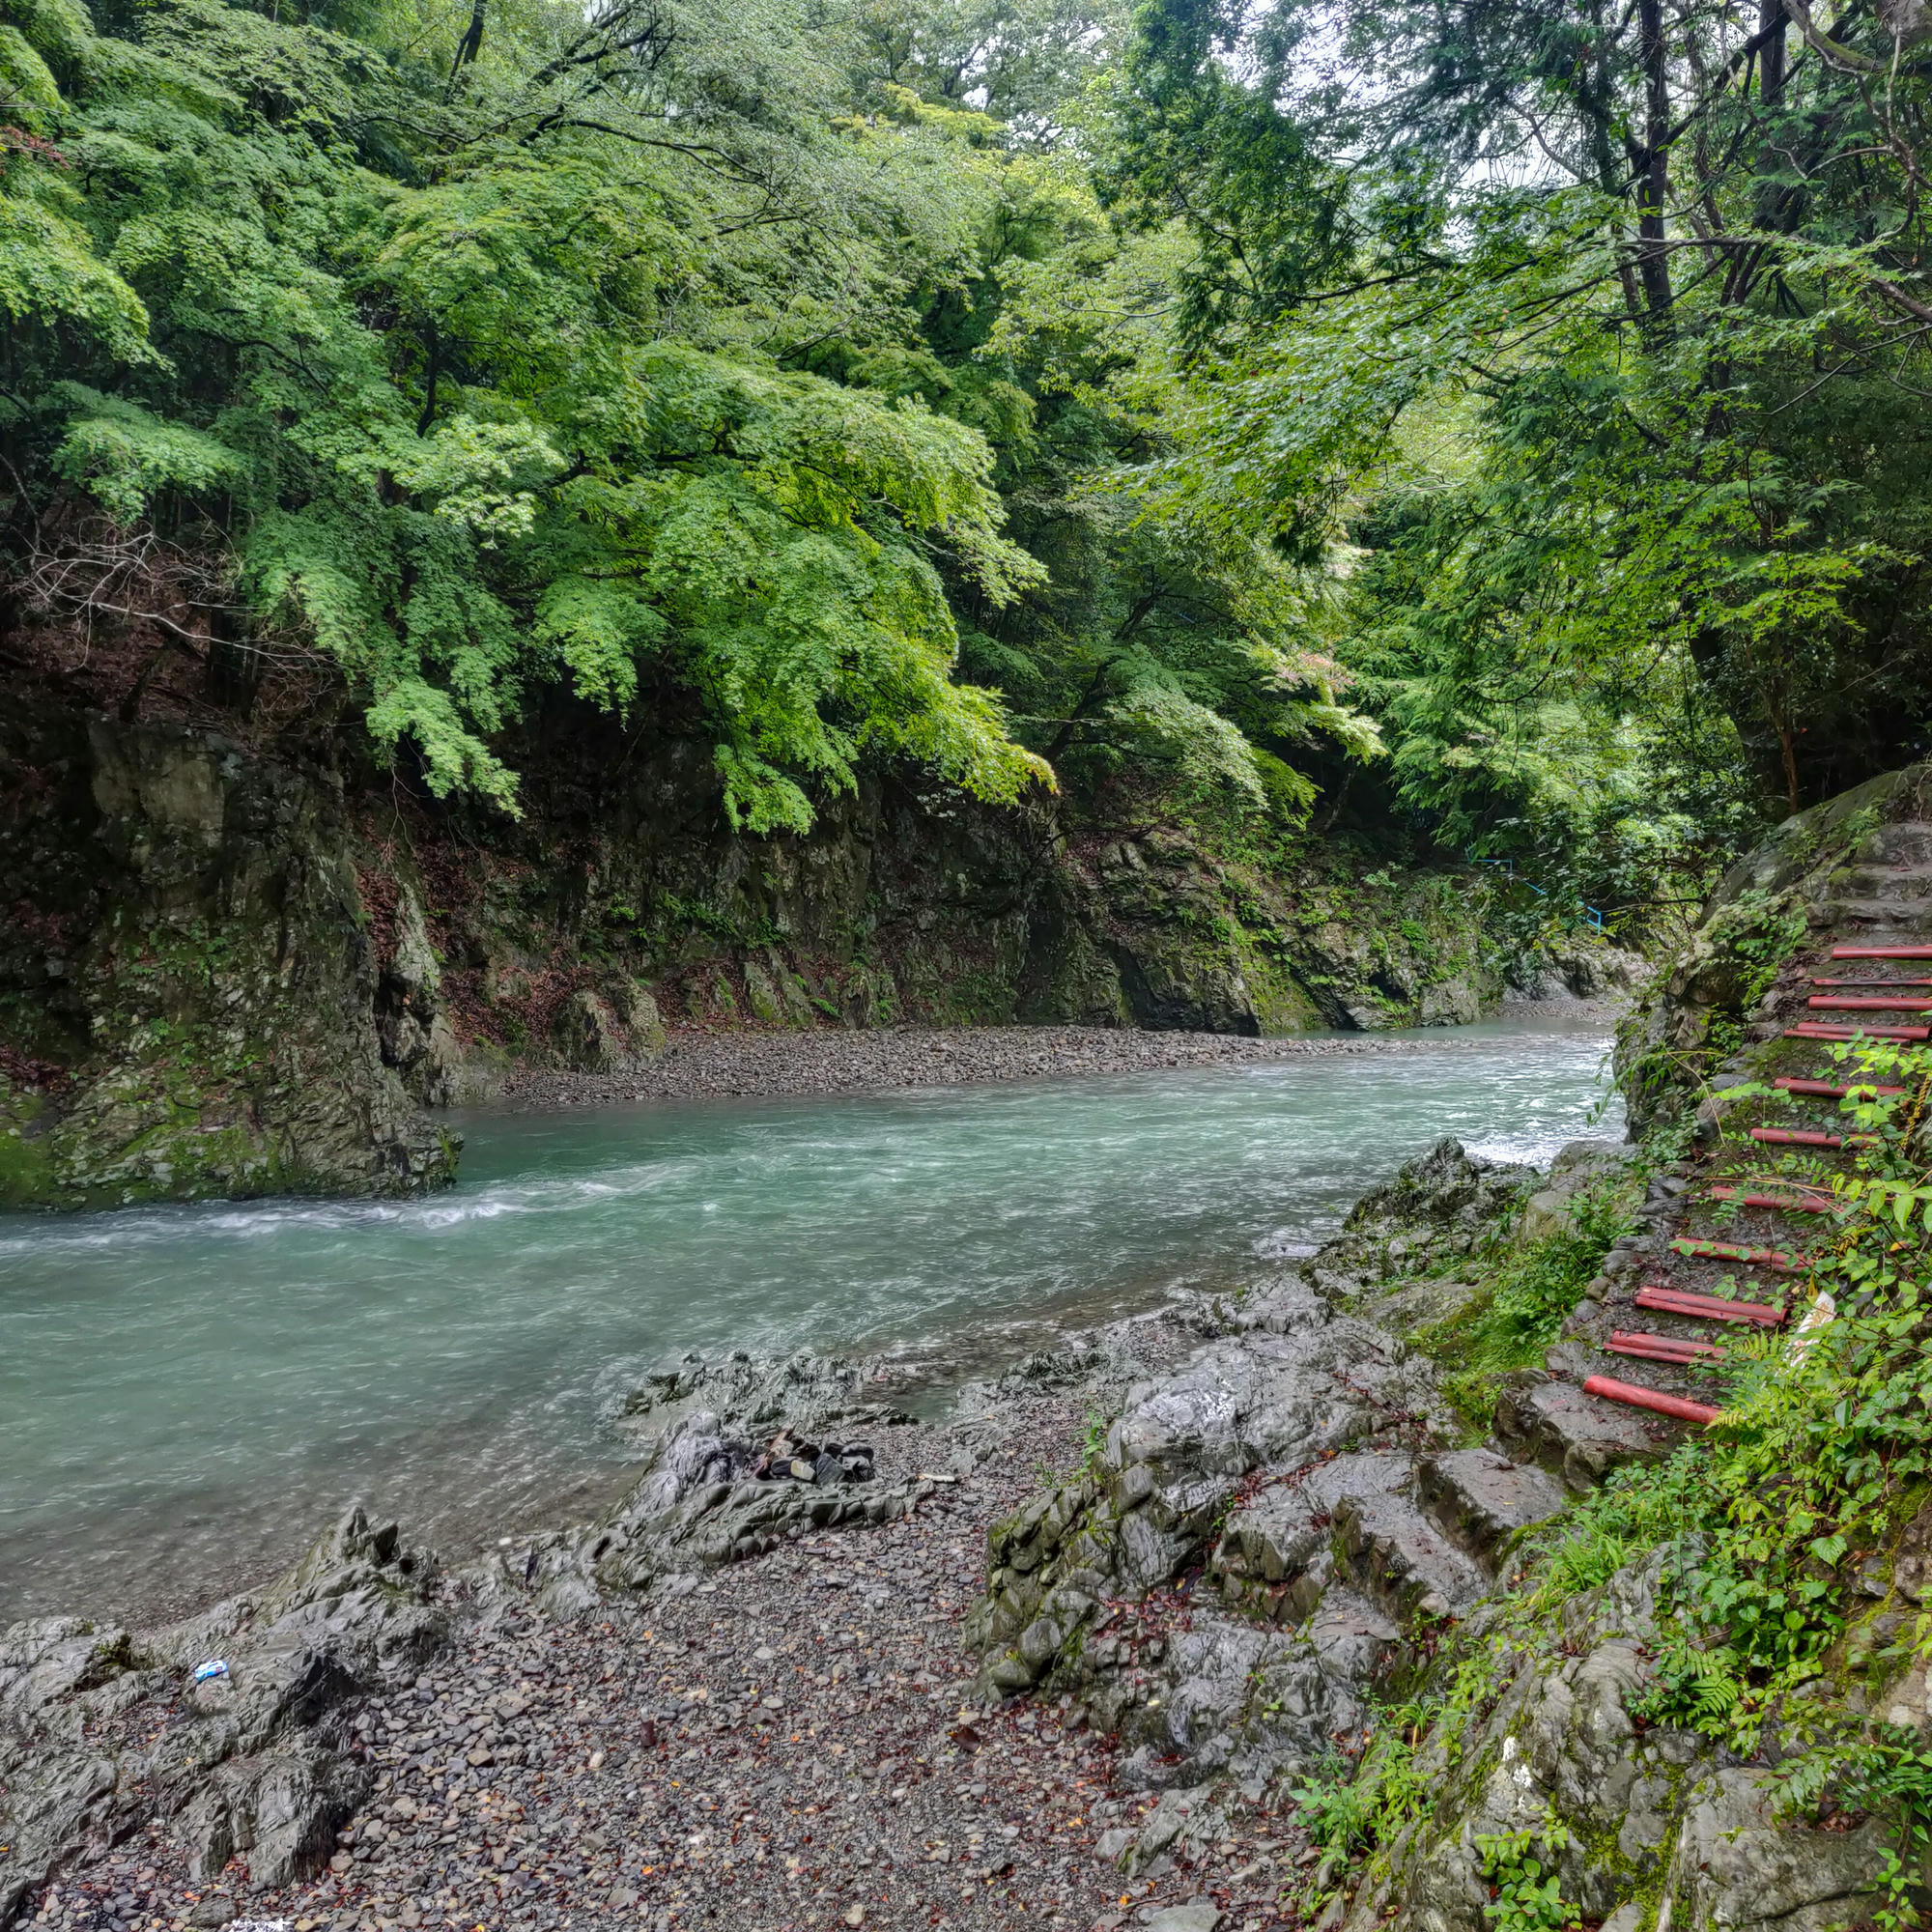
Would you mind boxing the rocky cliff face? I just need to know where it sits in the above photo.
[0,702,457,1208]
[1,709,1517,1209]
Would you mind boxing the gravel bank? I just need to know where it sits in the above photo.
[500,1023,1420,1109]
[35,1318,1297,1932]
[500,999,1632,1111]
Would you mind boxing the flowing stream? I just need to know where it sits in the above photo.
[0,1018,1620,1625]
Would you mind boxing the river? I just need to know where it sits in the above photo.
[0,1018,1620,1625]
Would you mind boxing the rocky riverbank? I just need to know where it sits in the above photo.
[499,1024,1403,1108]
[4,1118,1897,1932]
[1,1143,1506,1932]
[2,1310,1237,1932]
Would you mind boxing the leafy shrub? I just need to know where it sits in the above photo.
[1473,1820,1579,1932]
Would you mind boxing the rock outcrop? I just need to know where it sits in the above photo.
[960,1147,1551,1820]
[0,706,458,1208]
[960,1134,1898,1926]
[1020,832,1503,1035]
[1335,1549,1891,1932]
[0,1508,442,1922]
[491,1353,939,1620]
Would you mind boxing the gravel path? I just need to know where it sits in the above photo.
[500,1023,1423,1108]
[44,1376,1304,1932]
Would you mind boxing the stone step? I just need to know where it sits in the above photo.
[1302,1587,1404,1683]
[1604,1329,1725,1365]
[1702,1184,1833,1213]
[1870,824,1932,863]
[1635,1282,1788,1324]
[1331,1491,1490,1624]
[1833,867,1932,898]
[1808,976,1932,988]
[1817,898,1932,925]
[1785,1022,1930,1042]
[1775,1075,1905,1097]
[1808,995,1932,1011]
[1492,1369,1670,1490]
[1544,1331,1723,1408]
[1747,1126,1874,1150]
[1207,1451,1412,1624]
[1417,1448,1568,1574]
[1664,1238,1803,1273]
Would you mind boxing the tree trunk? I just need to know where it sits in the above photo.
[1635,0,1675,326]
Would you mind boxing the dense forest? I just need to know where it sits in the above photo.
[10,0,1932,925]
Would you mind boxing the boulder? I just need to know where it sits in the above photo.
[742,959,787,1024]
[549,989,635,1073]
[1515,1140,1634,1245]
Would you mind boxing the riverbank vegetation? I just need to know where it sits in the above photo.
[1300,1037,1932,1928]
[1417,1176,1637,1427]
[13,0,1932,945]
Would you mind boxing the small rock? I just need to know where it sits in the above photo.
[1144,1904,1225,1932]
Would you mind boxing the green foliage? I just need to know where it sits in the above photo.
[1473,1820,1579,1932]
[0,0,1053,824]
[0,0,1393,843]
[1289,1649,1503,1911]
[1290,1730,1430,1907]
[1090,0,1932,916]
[1419,1178,1636,1428]
[1722,891,1812,1010]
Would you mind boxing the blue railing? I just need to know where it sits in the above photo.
[1464,851,1605,931]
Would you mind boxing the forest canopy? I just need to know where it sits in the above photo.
[1094,0,1932,899]
[0,0,1375,840]
[8,0,1932,911]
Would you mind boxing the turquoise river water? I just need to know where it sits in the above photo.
[0,1019,1620,1624]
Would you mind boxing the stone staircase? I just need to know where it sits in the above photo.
[966,1141,1615,1814]
[1528,810,1932,1455]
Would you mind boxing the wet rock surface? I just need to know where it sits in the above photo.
[956,1145,1529,1829]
